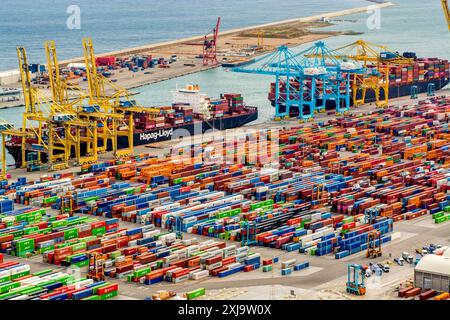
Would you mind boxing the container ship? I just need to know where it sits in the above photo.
[5,85,258,166]
[268,53,450,116]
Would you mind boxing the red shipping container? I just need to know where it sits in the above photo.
[0,253,3,264]
[97,283,119,296]
[244,265,254,272]
[262,259,273,266]
[343,222,356,230]
[128,233,142,241]
[106,223,119,231]
[206,255,222,265]
[96,56,116,66]
[404,288,421,298]
[287,217,302,226]
[0,234,14,244]
[210,266,228,276]
[91,221,106,229]
[419,290,436,300]
[102,244,117,254]
[222,256,236,266]
[0,261,19,269]
[123,247,139,256]
[173,268,190,278]
[398,287,412,297]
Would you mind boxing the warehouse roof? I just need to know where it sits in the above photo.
[415,254,450,277]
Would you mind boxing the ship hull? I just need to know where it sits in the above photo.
[6,110,258,167]
[125,109,258,148]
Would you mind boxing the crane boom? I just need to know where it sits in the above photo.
[443,0,450,31]
[17,47,36,113]
[45,41,67,105]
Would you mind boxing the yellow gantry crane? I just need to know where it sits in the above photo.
[443,0,450,31]
[18,45,86,171]
[82,37,160,158]
[307,39,414,108]
[82,38,133,158]
[326,40,413,108]
[45,40,99,165]
[13,39,160,172]
[17,46,55,169]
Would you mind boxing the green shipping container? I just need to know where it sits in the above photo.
[73,260,89,268]
[262,265,273,272]
[39,244,54,254]
[435,215,449,224]
[16,239,35,251]
[92,226,106,237]
[23,226,39,235]
[12,230,24,238]
[51,220,67,228]
[0,281,21,294]
[43,196,58,204]
[71,242,87,252]
[11,270,30,280]
[110,251,122,259]
[0,275,11,284]
[186,287,206,300]
[32,269,53,277]
[82,295,100,300]
[432,212,444,219]
[100,290,118,300]
[64,228,79,240]
[133,267,151,278]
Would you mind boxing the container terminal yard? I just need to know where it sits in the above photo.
[0,0,449,308]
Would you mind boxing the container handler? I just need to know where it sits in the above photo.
[346,264,366,296]
[87,252,106,282]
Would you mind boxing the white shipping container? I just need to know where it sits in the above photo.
[173,274,189,283]
[237,246,249,254]
[205,261,222,270]
[191,270,209,280]
[10,265,30,275]
[142,224,156,232]
[281,259,296,269]
[227,262,243,270]
[187,245,200,255]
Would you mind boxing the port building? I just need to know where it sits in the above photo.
[414,250,450,292]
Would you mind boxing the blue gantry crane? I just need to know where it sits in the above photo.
[293,41,365,115]
[232,42,364,120]
[346,264,366,295]
[232,45,306,120]
[168,215,183,239]
[241,221,258,246]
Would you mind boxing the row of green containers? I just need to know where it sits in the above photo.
[1,209,105,258]
[433,210,450,224]
[0,263,118,300]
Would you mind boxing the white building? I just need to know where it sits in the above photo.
[414,250,450,292]
[0,70,20,86]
